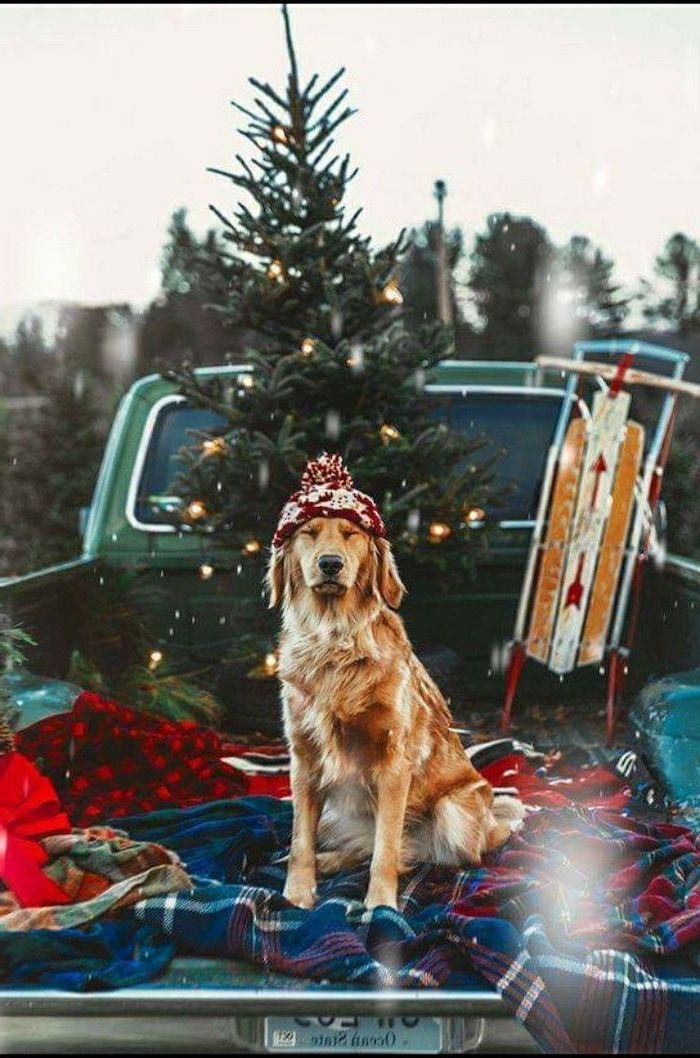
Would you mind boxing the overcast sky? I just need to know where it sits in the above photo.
[1,3,698,315]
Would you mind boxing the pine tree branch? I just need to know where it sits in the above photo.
[281,3,300,101]
[308,87,350,130]
[305,66,346,112]
[248,76,288,113]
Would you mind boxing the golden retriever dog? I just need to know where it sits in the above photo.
[267,516,524,910]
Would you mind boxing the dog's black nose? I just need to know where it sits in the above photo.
[318,553,344,577]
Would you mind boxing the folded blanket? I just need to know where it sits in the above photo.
[16,691,246,825]
[0,824,192,932]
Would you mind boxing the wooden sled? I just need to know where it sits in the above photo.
[502,340,699,744]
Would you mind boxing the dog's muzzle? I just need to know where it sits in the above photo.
[317,554,344,577]
[314,553,346,595]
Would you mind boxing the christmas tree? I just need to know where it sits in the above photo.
[166,5,496,600]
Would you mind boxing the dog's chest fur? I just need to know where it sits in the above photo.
[278,621,408,788]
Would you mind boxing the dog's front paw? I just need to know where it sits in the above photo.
[283,872,317,909]
[365,882,398,911]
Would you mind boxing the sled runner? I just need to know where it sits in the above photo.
[502,340,700,743]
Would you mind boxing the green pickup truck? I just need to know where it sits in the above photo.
[2,355,700,1053]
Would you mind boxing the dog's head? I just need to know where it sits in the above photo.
[266,517,405,612]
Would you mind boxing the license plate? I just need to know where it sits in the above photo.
[265,1016,443,1053]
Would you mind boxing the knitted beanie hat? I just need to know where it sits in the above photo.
[272,453,385,549]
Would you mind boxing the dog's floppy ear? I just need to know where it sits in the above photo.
[266,546,286,609]
[374,537,406,609]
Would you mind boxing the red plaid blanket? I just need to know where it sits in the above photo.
[17,692,246,826]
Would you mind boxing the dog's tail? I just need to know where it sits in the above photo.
[492,792,526,825]
[485,794,526,853]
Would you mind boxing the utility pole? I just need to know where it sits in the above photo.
[434,179,453,326]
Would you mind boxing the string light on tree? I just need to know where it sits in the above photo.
[198,563,215,580]
[238,374,254,390]
[185,500,208,521]
[465,506,486,525]
[148,649,164,671]
[267,259,285,283]
[428,521,451,543]
[378,277,404,306]
[379,423,401,445]
[243,538,262,555]
[271,124,288,145]
[263,651,279,676]
[202,437,227,457]
[300,337,315,357]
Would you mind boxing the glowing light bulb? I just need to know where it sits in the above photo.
[186,500,207,521]
[300,337,315,357]
[238,373,254,389]
[380,277,404,306]
[243,538,261,555]
[465,506,486,524]
[263,651,279,675]
[271,124,288,145]
[267,259,285,282]
[198,563,214,580]
[428,521,451,542]
[379,423,401,445]
[202,437,226,456]
[148,649,164,671]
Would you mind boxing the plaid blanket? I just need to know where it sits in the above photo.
[16,692,246,824]
[6,729,700,1053]
[0,825,191,932]
[111,794,700,1054]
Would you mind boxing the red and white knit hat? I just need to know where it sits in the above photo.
[272,453,385,549]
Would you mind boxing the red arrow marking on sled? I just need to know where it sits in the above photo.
[564,553,586,610]
[590,452,608,510]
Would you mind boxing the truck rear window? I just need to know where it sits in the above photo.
[132,390,565,527]
[433,391,563,521]
[132,401,228,525]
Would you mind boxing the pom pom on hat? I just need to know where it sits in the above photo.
[299,452,354,490]
[272,453,385,549]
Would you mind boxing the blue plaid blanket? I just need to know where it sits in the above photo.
[3,796,700,1053]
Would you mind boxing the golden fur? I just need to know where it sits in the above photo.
[267,517,524,910]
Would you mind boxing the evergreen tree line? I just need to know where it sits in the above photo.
[1,209,699,577]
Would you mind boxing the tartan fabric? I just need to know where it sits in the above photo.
[0,824,191,932]
[16,691,246,825]
[116,794,700,1054]
[7,717,700,1052]
[0,918,176,991]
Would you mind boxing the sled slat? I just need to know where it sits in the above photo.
[549,390,631,674]
[578,421,644,667]
[526,418,588,664]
